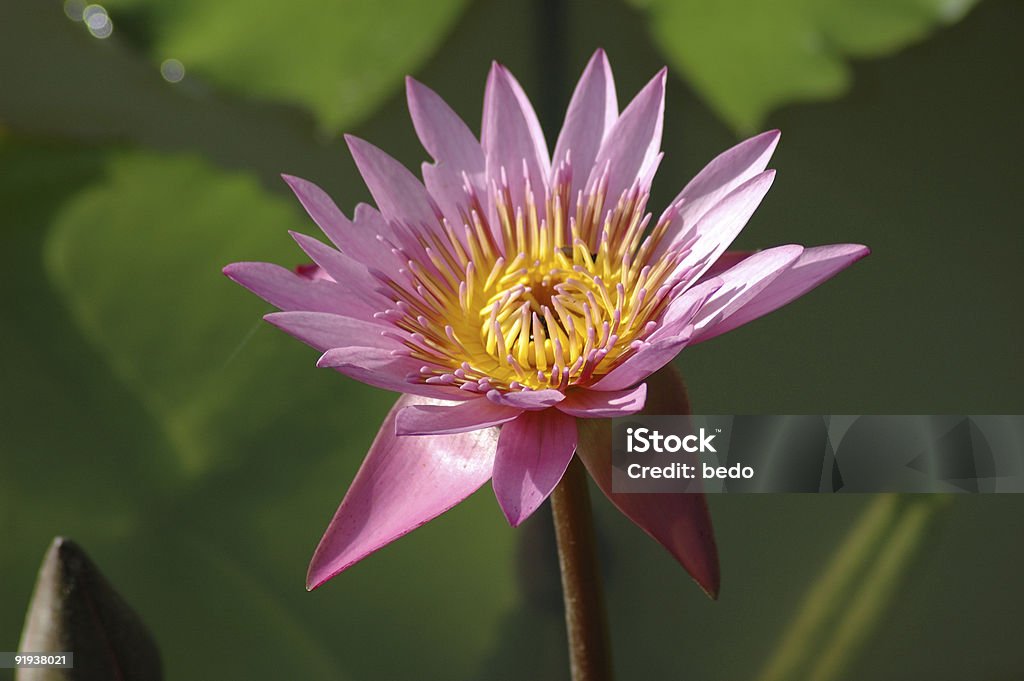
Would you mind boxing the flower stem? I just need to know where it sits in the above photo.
[551,456,613,681]
[806,497,948,681]
[755,495,949,681]
[754,495,900,681]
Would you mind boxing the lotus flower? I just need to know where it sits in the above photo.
[224,50,868,596]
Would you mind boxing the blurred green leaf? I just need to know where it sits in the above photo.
[32,148,518,679]
[45,151,311,477]
[101,0,470,132]
[0,139,168,584]
[632,0,979,132]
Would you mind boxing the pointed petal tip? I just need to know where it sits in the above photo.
[753,168,778,192]
[305,558,336,591]
[305,557,340,592]
[698,573,721,600]
[758,129,782,152]
[261,311,303,334]
[279,173,322,195]
[342,133,365,154]
[587,47,610,68]
[288,229,326,253]
[496,498,526,528]
[635,67,667,93]
[222,261,257,281]
[405,75,427,100]
[304,394,498,589]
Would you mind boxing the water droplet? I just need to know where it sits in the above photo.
[83,4,112,39]
[160,58,185,83]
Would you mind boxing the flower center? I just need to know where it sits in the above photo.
[389,164,685,394]
[523,269,560,313]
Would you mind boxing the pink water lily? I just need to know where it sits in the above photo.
[224,50,867,596]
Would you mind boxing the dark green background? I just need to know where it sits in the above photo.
[1,0,1021,679]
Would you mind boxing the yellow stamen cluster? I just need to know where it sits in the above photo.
[382,166,686,393]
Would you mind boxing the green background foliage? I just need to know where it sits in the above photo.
[631,0,980,132]
[1,0,1021,679]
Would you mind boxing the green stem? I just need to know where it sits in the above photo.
[807,498,942,681]
[754,495,900,681]
[551,456,613,681]
[755,495,946,681]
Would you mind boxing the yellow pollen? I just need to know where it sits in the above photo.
[391,166,686,392]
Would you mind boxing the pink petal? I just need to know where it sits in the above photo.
[316,346,470,401]
[264,311,396,352]
[693,243,870,343]
[577,366,719,597]
[395,398,521,436]
[698,250,754,281]
[223,262,376,320]
[346,135,439,230]
[492,409,577,527]
[406,77,485,177]
[689,244,804,339]
[289,231,387,303]
[348,204,405,277]
[578,423,719,596]
[673,130,780,230]
[421,163,475,242]
[407,78,488,231]
[587,68,665,204]
[552,49,617,195]
[307,394,498,589]
[281,174,353,248]
[667,170,776,282]
[486,388,565,410]
[482,63,551,218]
[282,177,401,275]
[651,277,724,340]
[556,384,647,418]
[589,330,694,392]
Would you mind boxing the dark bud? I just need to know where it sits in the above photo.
[17,537,162,681]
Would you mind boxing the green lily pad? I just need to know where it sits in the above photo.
[101,0,470,132]
[631,0,978,132]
